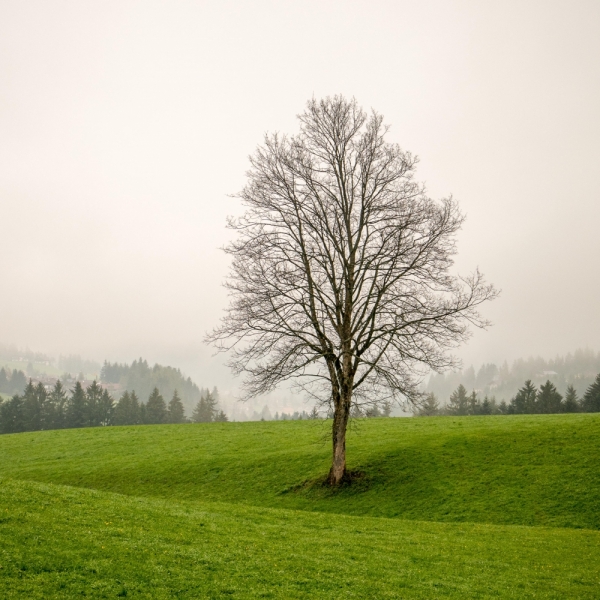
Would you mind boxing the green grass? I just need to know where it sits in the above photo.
[1,415,599,597]
[1,478,598,599]
[1,415,598,528]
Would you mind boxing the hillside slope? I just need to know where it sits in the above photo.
[2,478,599,599]
[0,414,598,529]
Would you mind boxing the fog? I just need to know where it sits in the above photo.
[1,0,599,400]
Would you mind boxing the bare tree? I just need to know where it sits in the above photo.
[207,96,497,485]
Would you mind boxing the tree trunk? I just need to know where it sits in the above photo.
[327,392,350,485]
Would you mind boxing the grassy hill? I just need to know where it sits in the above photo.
[1,414,599,597]
[1,414,598,528]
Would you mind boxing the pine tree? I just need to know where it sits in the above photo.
[139,399,147,424]
[114,390,141,426]
[113,391,131,426]
[509,380,537,414]
[447,384,469,416]
[468,391,480,415]
[536,380,563,414]
[46,380,68,429]
[582,373,600,412]
[98,390,114,426]
[167,390,186,423]
[214,410,228,422]
[480,396,492,415]
[191,390,218,423]
[22,380,45,431]
[130,391,141,424]
[66,381,87,428]
[86,381,104,426]
[563,385,579,413]
[145,387,167,424]
[0,368,8,393]
[416,393,440,416]
[309,406,320,419]
[381,401,393,417]
[0,394,26,433]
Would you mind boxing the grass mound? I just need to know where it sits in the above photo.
[0,414,598,528]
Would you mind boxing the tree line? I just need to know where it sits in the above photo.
[100,358,209,415]
[417,373,600,416]
[426,348,600,405]
[0,381,227,434]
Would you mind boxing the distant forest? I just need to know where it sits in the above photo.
[426,349,600,403]
[0,381,227,435]
[100,359,215,415]
[0,344,214,417]
[417,375,600,417]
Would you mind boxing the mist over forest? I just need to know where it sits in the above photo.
[427,348,600,405]
[2,341,599,421]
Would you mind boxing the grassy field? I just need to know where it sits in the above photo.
[1,415,599,597]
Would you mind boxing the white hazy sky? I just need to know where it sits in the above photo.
[1,0,599,392]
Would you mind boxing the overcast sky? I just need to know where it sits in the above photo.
[1,0,599,393]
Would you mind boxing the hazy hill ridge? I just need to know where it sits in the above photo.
[428,348,600,402]
[100,359,215,415]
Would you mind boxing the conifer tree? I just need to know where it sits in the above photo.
[0,394,26,434]
[536,380,563,414]
[66,381,87,428]
[139,399,147,424]
[191,398,202,423]
[130,391,141,424]
[22,380,45,431]
[509,380,537,414]
[0,368,8,393]
[191,390,218,423]
[114,391,133,425]
[86,381,104,426]
[46,380,68,429]
[582,373,600,412]
[480,396,493,415]
[447,384,469,416]
[98,389,114,426]
[309,406,320,419]
[114,391,142,425]
[145,387,167,424]
[214,410,228,422]
[167,390,186,423]
[382,401,393,417]
[468,390,480,415]
[417,393,440,416]
[563,385,579,413]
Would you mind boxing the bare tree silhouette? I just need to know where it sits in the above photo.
[208,96,497,484]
